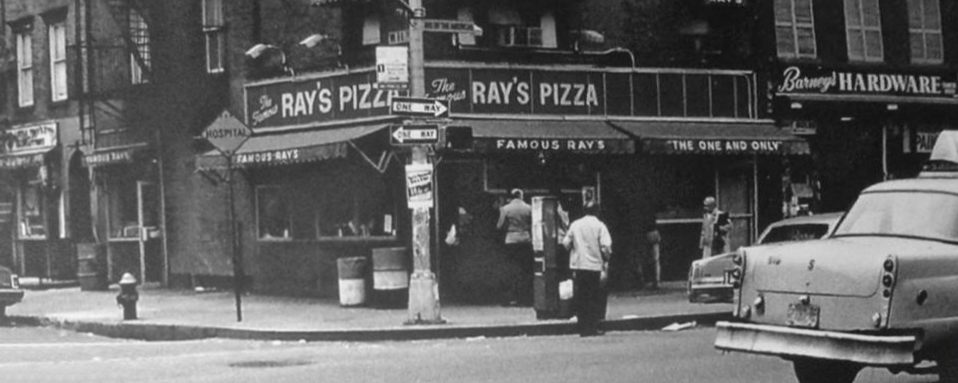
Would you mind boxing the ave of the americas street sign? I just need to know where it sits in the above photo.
[202,111,252,156]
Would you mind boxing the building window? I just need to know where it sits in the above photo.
[907,0,942,64]
[49,21,68,102]
[844,0,883,62]
[203,0,225,73]
[16,30,34,107]
[108,178,139,239]
[129,9,151,84]
[774,0,816,58]
[18,181,46,239]
[256,171,398,241]
[362,15,381,46]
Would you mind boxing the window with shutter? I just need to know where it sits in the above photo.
[17,31,34,107]
[203,0,225,73]
[49,22,68,102]
[774,0,817,59]
[844,0,883,62]
[907,0,943,64]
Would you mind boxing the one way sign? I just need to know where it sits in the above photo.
[390,97,450,118]
[390,125,440,146]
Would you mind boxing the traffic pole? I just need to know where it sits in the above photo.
[405,0,443,324]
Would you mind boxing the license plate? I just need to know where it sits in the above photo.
[786,303,820,328]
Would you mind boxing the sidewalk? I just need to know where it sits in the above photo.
[5,281,732,342]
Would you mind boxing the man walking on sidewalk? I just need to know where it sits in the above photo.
[497,188,533,306]
[563,201,612,337]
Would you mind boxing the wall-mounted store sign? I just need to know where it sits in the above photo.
[2,122,57,155]
[482,138,617,152]
[245,66,753,130]
[246,71,406,129]
[84,146,144,167]
[775,65,958,99]
[648,139,797,155]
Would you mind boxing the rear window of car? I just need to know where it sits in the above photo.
[761,224,830,244]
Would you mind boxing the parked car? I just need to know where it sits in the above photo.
[0,265,23,316]
[688,212,843,303]
[714,131,958,383]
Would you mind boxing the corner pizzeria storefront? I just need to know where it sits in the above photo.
[194,64,809,297]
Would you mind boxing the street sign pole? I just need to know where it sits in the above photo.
[200,112,251,323]
[405,0,443,325]
[226,153,243,322]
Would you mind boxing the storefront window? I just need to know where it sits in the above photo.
[108,178,139,239]
[256,168,398,241]
[18,181,46,239]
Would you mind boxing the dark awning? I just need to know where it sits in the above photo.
[467,119,634,154]
[609,120,810,155]
[195,123,389,170]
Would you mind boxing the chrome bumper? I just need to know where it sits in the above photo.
[714,321,916,366]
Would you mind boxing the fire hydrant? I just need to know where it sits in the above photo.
[116,273,139,320]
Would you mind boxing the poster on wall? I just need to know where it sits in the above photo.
[405,163,434,209]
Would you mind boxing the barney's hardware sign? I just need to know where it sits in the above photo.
[775,65,958,99]
[245,66,755,130]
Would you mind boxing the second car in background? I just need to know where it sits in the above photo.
[687,212,843,303]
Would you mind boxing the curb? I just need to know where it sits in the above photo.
[5,311,732,342]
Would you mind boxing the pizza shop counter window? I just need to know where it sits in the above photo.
[255,163,400,241]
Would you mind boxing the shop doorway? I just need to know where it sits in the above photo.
[717,161,754,251]
[137,181,163,283]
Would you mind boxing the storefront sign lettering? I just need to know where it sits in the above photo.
[494,139,607,151]
[235,149,300,165]
[246,66,749,129]
[665,139,783,153]
[85,150,133,166]
[2,122,58,155]
[777,65,958,97]
[246,73,404,129]
[0,153,45,169]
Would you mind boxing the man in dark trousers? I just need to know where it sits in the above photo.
[562,201,612,337]
[497,188,532,306]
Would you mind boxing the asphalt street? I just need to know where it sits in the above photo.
[0,326,938,383]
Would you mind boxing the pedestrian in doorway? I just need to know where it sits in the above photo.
[497,188,533,306]
[700,196,730,259]
[563,201,612,337]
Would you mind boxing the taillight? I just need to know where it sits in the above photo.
[877,255,897,328]
[11,275,19,289]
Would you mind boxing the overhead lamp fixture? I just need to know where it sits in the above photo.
[244,43,293,76]
[572,29,605,44]
[300,33,343,57]
[840,116,854,122]
[790,102,803,110]
[300,34,332,48]
[887,104,899,111]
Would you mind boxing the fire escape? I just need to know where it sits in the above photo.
[74,0,154,151]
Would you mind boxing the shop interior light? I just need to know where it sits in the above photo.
[790,102,802,109]
[841,116,854,122]
[887,104,899,111]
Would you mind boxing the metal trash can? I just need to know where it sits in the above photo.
[336,256,367,306]
[372,247,408,308]
[77,243,108,291]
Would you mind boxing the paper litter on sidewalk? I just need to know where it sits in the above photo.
[661,321,697,331]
